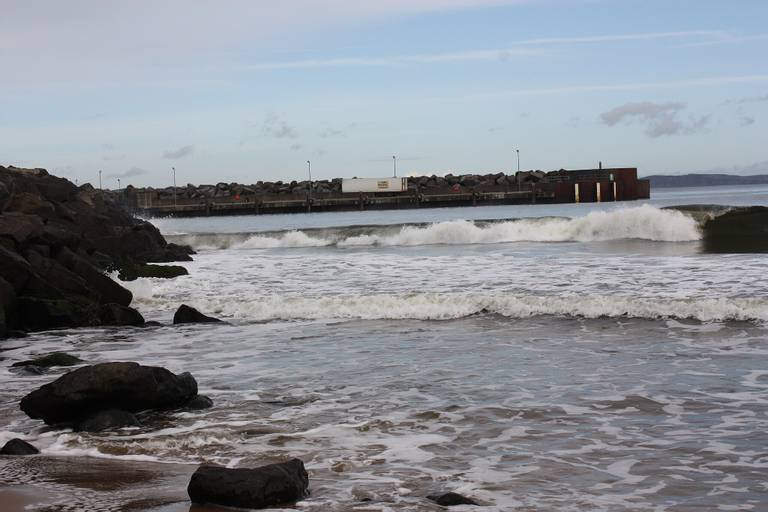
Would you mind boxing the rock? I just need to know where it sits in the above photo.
[0,181,10,211]
[117,264,188,281]
[173,304,221,324]
[187,459,309,509]
[20,362,198,425]
[0,245,32,293]
[74,408,141,432]
[56,247,132,306]
[184,395,214,410]
[16,296,98,331]
[12,352,84,368]
[0,213,45,244]
[427,492,479,506]
[0,276,16,336]
[98,303,145,326]
[0,438,39,455]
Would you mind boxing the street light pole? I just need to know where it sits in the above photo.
[172,167,177,209]
[307,160,312,198]
[516,149,520,174]
[393,155,397,178]
[99,170,102,190]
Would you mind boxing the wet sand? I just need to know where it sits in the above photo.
[0,456,220,511]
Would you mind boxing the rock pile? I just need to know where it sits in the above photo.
[0,165,194,336]
[121,170,550,202]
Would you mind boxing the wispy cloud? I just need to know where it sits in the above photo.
[735,93,768,104]
[163,144,195,159]
[739,116,756,126]
[244,30,738,70]
[262,113,298,139]
[107,167,148,179]
[600,101,710,138]
[441,74,768,101]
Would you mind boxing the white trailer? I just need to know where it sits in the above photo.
[342,177,408,193]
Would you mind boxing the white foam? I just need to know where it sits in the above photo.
[191,293,767,323]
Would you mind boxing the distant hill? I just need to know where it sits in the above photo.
[644,174,768,188]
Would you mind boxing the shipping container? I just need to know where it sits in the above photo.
[342,177,408,193]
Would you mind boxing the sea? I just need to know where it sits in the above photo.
[1,184,767,511]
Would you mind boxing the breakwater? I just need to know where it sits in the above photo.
[124,167,650,217]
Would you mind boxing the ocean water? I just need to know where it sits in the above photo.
[1,185,768,511]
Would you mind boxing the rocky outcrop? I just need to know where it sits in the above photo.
[0,438,39,455]
[0,165,194,335]
[11,352,84,368]
[187,459,309,509]
[19,362,199,425]
[118,264,188,281]
[427,492,480,506]
[173,304,221,324]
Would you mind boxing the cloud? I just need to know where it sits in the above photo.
[107,167,148,178]
[600,101,710,138]
[319,127,345,138]
[262,113,298,139]
[289,143,303,151]
[739,116,756,126]
[736,93,768,104]
[243,31,733,70]
[163,145,195,159]
[0,0,527,87]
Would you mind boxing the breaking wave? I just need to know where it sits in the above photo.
[170,205,702,250]
[164,293,767,323]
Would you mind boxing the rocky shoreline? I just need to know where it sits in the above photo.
[0,165,194,337]
[1,165,479,510]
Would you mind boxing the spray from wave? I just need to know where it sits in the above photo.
[170,205,702,250]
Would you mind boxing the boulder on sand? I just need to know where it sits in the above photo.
[173,304,221,324]
[187,459,309,509]
[0,438,39,456]
[19,362,198,425]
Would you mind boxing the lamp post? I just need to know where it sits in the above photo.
[98,170,102,190]
[307,160,312,198]
[117,178,121,191]
[393,155,397,178]
[515,149,520,192]
[172,167,177,209]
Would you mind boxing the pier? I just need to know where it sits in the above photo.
[126,167,650,217]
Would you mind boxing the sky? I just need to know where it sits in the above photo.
[1,0,767,188]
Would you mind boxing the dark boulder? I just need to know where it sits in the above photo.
[0,212,45,244]
[187,459,309,509]
[427,492,479,506]
[75,408,141,432]
[16,296,99,331]
[12,352,84,368]
[98,303,145,326]
[56,247,132,306]
[0,244,32,293]
[173,304,221,324]
[118,264,188,281]
[184,395,214,410]
[0,438,39,455]
[19,362,198,425]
